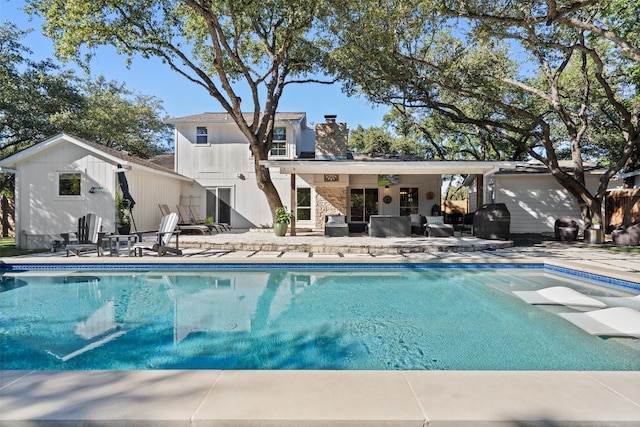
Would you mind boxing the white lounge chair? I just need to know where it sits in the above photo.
[513,286,607,310]
[559,307,640,338]
[65,213,105,257]
[132,212,182,256]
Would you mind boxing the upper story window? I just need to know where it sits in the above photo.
[196,127,208,144]
[59,172,81,196]
[270,127,287,156]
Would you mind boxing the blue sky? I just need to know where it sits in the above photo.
[1,0,387,128]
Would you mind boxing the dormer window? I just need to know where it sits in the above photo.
[196,127,208,144]
[270,127,287,156]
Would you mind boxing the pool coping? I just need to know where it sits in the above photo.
[2,257,640,425]
[2,369,640,426]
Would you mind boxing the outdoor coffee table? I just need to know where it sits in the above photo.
[107,234,138,257]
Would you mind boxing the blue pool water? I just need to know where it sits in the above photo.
[1,265,639,370]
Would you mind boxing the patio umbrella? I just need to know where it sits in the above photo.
[117,164,137,230]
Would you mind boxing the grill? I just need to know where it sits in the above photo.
[473,203,511,240]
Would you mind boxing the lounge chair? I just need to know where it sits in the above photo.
[175,205,211,235]
[64,213,105,257]
[132,212,182,256]
[188,206,230,232]
[158,203,172,216]
[513,286,607,310]
[558,307,640,338]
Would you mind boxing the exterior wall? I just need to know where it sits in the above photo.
[315,186,348,229]
[494,174,601,233]
[125,168,186,232]
[10,140,190,249]
[173,120,305,228]
[13,142,115,249]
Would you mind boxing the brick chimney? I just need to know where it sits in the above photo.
[315,115,348,160]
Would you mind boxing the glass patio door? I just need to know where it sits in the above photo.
[207,187,232,226]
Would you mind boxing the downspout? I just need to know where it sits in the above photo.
[483,166,500,205]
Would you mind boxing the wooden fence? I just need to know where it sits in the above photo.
[606,188,640,230]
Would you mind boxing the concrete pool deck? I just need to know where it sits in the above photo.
[2,232,640,426]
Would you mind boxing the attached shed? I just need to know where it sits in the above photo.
[0,133,195,249]
[488,162,605,233]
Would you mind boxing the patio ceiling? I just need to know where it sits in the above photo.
[260,160,520,175]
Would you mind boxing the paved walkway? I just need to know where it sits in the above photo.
[5,230,640,284]
[2,231,640,426]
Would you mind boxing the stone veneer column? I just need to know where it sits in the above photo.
[315,186,348,229]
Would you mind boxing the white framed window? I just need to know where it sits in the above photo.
[296,187,312,221]
[196,127,208,144]
[270,127,287,156]
[58,172,82,196]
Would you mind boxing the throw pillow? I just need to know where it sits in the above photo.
[327,215,345,224]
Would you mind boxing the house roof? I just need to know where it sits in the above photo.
[0,133,191,181]
[165,112,308,124]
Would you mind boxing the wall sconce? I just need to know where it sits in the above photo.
[89,186,104,194]
[384,185,389,190]
[236,173,245,180]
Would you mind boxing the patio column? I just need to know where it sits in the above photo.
[476,174,484,207]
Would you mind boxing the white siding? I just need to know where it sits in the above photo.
[16,142,115,248]
[11,138,192,249]
[174,120,305,228]
[494,174,601,233]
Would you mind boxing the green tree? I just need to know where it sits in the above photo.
[0,24,83,160]
[325,0,639,226]
[26,0,334,216]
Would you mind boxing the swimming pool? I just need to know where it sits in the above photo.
[1,264,638,370]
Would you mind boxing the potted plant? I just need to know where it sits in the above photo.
[592,219,601,229]
[273,206,292,236]
[115,193,132,235]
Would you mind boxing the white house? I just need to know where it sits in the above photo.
[3,112,616,248]
[168,113,517,230]
[0,134,194,249]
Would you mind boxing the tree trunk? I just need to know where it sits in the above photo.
[252,150,283,220]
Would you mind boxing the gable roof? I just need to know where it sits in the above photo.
[165,112,307,125]
[0,133,191,181]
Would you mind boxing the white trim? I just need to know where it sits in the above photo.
[261,160,520,175]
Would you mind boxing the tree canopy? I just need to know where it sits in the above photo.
[325,0,639,225]
[1,23,172,160]
[26,0,334,214]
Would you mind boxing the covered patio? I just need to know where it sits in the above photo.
[261,159,519,233]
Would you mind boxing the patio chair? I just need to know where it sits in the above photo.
[188,206,230,232]
[324,214,349,237]
[424,216,454,237]
[175,205,211,235]
[64,213,105,257]
[132,212,182,256]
